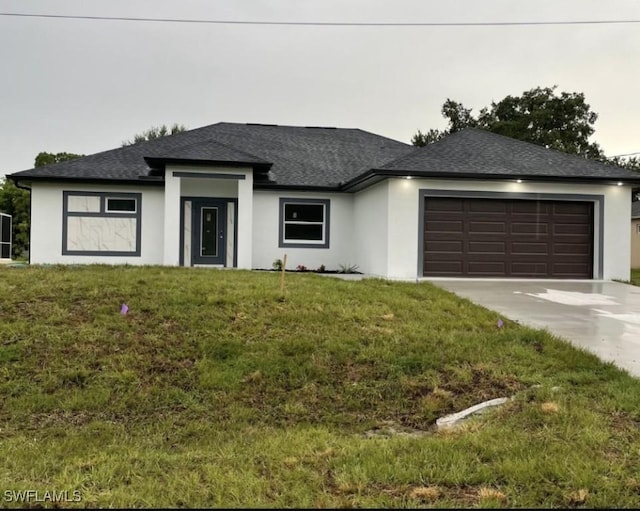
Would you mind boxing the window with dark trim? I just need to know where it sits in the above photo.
[106,197,137,213]
[62,191,142,256]
[0,214,11,259]
[279,198,330,248]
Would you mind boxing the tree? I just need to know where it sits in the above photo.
[122,123,187,146]
[0,152,83,259]
[411,128,445,146]
[413,86,603,158]
[34,151,84,168]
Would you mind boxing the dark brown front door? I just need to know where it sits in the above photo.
[423,197,593,278]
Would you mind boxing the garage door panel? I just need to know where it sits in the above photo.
[423,197,593,278]
[424,240,463,253]
[511,222,549,235]
[553,243,591,255]
[510,263,549,276]
[426,261,464,274]
[468,241,506,254]
[424,220,463,233]
[425,198,464,211]
[511,201,552,214]
[553,223,591,235]
[467,199,507,212]
[552,263,592,277]
[553,203,590,214]
[469,221,506,234]
[467,261,507,275]
[510,242,549,255]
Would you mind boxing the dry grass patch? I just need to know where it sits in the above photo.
[410,485,441,502]
[541,401,560,413]
[565,488,589,506]
[478,486,507,502]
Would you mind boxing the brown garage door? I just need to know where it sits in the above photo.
[423,197,594,278]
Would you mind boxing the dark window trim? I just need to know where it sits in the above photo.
[173,171,246,180]
[417,189,604,280]
[62,191,142,256]
[0,212,11,258]
[278,198,330,249]
[105,197,137,213]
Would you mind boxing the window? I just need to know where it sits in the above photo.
[106,197,137,213]
[63,191,141,256]
[637,223,640,234]
[279,198,330,248]
[0,213,11,259]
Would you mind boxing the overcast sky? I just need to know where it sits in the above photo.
[3,0,640,176]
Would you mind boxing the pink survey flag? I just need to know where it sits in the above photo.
[121,303,129,315]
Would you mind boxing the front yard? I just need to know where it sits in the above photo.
[1,266,639,507]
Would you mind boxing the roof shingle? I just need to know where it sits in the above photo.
[10,122,413,187]
[379,128,640,181]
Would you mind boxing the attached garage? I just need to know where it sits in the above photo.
[423,196,594,278]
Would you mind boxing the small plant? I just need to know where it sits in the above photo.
[296,264,308,272]
[316,264,326,273]
[338,263,360,274]
[272,258,283,271]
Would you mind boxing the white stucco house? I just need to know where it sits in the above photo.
[9,123,640,280]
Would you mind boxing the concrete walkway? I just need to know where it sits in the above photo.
[430,280,640,378]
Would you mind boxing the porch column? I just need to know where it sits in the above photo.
[236,171,253,269]
[163,171,181,265]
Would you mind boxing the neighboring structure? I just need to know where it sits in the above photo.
[0,212,11,262]
[9,123,640,280]
[631,201,640,269]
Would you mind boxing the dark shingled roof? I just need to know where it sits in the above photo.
[378,128,640,181]
[10,122,413,187]
[11,124,640,189]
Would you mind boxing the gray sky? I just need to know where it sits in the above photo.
[3,0,640,176]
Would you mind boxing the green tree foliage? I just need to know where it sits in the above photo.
[411,128,445,146]
[609,156,640,172]
[413,86,603,158]
[34,151,84,168]
[122,123,187,146]
[1,152,83,258]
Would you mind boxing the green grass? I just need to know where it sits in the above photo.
[1,266,640,508]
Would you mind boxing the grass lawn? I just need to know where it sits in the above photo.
[1,266,640,508]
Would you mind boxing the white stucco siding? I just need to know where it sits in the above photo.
[353,181,389,277]
[252,191,354,271]
[601,183,632,280]
[382,178,632,281]
[30,183,164,265]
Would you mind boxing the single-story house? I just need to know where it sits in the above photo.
[631,201,640,269]
[9,122,640,280]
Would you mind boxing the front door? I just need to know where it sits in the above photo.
[192,199,227,265]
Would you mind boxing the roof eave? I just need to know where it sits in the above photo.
[254,182,342,192]
[7,175,165,187]
[341,169,640,192]
[144,156,272,172]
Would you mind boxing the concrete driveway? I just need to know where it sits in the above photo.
[431,280,640,378]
